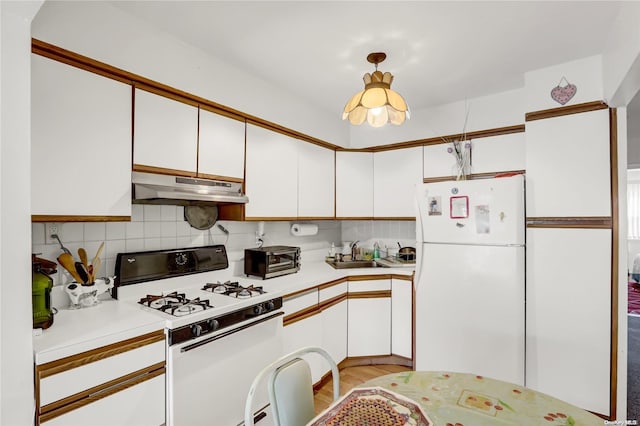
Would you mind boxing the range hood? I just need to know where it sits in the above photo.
[132,171,249,206]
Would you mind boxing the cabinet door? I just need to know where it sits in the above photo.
[391,278,412,359]
[348,279,391,356]
[245,124,298,218]
[283,315,325,383]
[198,108,245,180]
[31,55,132,217]
[526,228,611,414]
[42,374,164,426]
[298,142,335,217]
[133,88,198,174]
[336,152,373,217]
[374,147,422,217]
[320,282,348,370]
[525,110,610,217]
[471,133,525,174]
[347,297,391,357]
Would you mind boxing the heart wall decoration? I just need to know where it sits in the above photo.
[551,76,577,105]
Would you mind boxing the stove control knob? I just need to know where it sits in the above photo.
[191,324,203,337]
[253,304,264,315]
[265,300,275,311]
[207,319,219,331]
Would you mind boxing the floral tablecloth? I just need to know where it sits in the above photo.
[309,371,603,426]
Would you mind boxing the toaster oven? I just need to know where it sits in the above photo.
[244,246,300,279]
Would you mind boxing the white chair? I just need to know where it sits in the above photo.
[244,346,340,426]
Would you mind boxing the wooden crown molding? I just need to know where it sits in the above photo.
[525,101,608,122]
[526,216,613,229]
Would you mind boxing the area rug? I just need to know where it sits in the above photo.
[630,281,640,315]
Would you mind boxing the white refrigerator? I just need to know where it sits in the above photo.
[414,174,525,385]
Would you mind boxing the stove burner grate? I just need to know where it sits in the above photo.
[202,281,266,298]
[138,292,212,316]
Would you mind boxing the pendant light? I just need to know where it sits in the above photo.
[342,52,410,127]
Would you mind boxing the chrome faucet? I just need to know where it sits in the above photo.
[351,241,359,261]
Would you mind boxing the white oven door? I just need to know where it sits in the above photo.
[167,312,283,426]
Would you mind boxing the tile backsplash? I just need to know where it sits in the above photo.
[32,205,416,286]
[32,205,341,286]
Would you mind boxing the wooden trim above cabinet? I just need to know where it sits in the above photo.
[133,164,197,178]
[31,215,131,223]
[36,330,165,379]
[424,170,525,184]
[318,293,348,311]
[318,277,348,291]
[525,101,608,122]
[526,216,613,229]
[348,290,392,299]
[391,273,414,282]
[340,124,526,152]
[347,274,392,282]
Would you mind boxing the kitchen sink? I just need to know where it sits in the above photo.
[326,260,379,269]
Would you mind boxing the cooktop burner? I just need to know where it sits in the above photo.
[202,281,266,299]
[139,292,212,316]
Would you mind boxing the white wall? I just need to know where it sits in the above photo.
[603,2,640,107]
[1,2,43,425]
[31,1,350,147]
[524,55,603,112]
[349,88,525,148]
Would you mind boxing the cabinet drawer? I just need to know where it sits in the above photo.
[319,282,347,302]
[41,374,165,426]
[40,340,165,407]
[348,278,391,293]
[283,289,318,316]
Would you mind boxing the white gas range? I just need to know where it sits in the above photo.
[113,245,282,426]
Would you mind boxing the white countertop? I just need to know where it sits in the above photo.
[33,298,165,365]
[33,259,414,365]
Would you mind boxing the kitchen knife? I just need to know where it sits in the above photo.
[57,253,84,284]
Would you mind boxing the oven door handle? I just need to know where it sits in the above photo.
[180,311,283,353]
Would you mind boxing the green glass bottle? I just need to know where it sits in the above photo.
[32,263,54,329]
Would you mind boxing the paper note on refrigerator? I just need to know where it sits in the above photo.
[475,205,490,234]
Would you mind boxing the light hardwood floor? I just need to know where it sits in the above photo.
[313,364,411,414]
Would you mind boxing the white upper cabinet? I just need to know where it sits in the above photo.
[373,147,422,217]
[133,88,198,174]
[526,110,610,217]
[423,144,456,179]
[471,133,526,174]
[336,152,374,217]
[298,142,335,217]
[245,124,298,218]
[198,109,245,180]
[31,55,132,218]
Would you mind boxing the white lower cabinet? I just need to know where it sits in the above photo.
[320,281,349,374]
[526,228,611,415]
[391,278,413,359]
[347,279,391,357]
[283,314,325,383]
[35,330,165,426]
[42,375,165,426]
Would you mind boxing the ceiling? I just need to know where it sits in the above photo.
[109,1,623,116]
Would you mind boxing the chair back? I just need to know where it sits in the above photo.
[270,358,315,425]
[244,346,340,426]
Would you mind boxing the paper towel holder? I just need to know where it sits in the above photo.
[291,223,318,236]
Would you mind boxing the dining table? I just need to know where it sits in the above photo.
[307,371,604,425]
